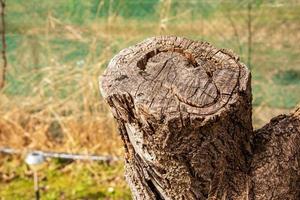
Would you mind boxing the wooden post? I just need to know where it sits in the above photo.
[34,171,40,200]
[100,36,300,199]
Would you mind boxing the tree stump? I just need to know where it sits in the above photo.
[100,36,300,199]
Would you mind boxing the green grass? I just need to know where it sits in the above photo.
[0,158,131,199]
[251,45,300,109]
[273,69,300,86]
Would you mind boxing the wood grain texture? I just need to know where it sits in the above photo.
[100,36,299,199]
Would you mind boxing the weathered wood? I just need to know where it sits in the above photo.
[99,36,300,199]
[250,108,300,200]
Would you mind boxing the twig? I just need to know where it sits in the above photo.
[221,6,243,55]
[0,0,6,89]
[247,1,252,69]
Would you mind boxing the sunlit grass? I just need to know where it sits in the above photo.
[0,157,130,199]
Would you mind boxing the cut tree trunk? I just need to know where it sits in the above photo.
[100,36,300,200]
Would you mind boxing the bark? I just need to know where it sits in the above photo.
[99,36,300,199]
[250,108,300,200]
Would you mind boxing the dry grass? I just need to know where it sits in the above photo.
[0,4,299,153]
[0,67,122,154]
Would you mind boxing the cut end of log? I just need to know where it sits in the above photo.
[100,36,250,124]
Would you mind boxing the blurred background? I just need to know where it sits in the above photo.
[0,0,299,199]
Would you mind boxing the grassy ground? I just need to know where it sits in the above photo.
[0,0,299,199]
[0,156,131,199]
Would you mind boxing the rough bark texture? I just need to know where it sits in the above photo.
[250,108,300,200]
[99,36,300,199]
